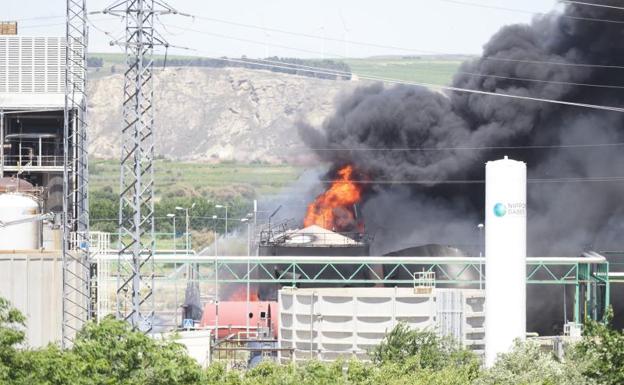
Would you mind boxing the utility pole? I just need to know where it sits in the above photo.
[101,0,187,332]
[62,0,91,348]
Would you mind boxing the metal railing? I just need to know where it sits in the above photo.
[1,154,64,168]
[260,229,371,247]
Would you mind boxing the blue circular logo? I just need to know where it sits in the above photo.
[493,203,506,217]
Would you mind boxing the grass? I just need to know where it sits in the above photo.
[90,159,305,197]
[345,57,465,85]
[88,53,466,85]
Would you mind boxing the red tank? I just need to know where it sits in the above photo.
[200,301,278,339]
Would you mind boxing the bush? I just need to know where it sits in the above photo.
[475,341,591,385]
[0,298,26,383]
[2,296,623,385]
[370,323,479,373]
[573,308,624,385]
[72,317,204,385]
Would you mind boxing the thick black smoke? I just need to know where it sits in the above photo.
[298,2,624,331]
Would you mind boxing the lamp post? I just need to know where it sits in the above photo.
[212,214,219,337]
[176,203,195,255]
[166,213,178,326]
[215,204,228,237]
[478,223,484,290]
[167,213,176,252]
[241,217,251,335]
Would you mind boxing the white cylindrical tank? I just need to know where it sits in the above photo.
[485,156,526,367]
[0,193,40,250]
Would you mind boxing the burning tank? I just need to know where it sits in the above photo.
[257,224,372,300]
[303,165,364,232]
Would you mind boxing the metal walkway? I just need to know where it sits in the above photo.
[94,251,610,326]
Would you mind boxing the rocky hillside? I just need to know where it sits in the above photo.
[88,67,357,163]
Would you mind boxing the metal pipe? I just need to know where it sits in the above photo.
[94,254,609,264]
[213,215,219,338]
[1,110,4,178]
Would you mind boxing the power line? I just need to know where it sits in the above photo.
[167,24,624,91]
[476,56,624,70]
[10,15,65,22]
[459,71,624,90]
[438,0,624,24]
[301,142,624,152]
[188,15,624,70]
[319,176,624,185]
[174,52,624,114]
[560,1,624,11]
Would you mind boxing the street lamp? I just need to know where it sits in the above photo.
[166,213,178,325]
[241,217,251,335]
[215,204,228,237]
[176,203,196,255]
[477,223,484,290]
[211,215,218,256]
[212,214,219,336]
[166,213,176,252]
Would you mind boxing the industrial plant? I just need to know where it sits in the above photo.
[0,0,622,379]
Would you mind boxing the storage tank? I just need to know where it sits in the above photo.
[0,193,40,250]
[485,156,526,366]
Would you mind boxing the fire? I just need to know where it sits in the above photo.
[304,165,363,231]
[228,287,260,301]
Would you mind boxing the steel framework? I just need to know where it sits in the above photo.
[103,0,180,332]
[62,0,92,347]
[94,253,610,327]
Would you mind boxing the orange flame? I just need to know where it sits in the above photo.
[228,287,260,301]
[304,165,362,231]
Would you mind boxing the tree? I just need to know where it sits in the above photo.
[573,308,624,385]
[0,298,26,383]
[476,341,591,385]
[71,317,204,385]
[370,323,479,373]
[87,57,104,68]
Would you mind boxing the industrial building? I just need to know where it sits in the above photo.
[0,31,88,346]
[0,12,615,372]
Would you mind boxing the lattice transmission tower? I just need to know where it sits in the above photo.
[62,0,92,347]
[102,0,184,332]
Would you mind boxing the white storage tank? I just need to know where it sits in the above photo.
[485,156,527,366]
[0,193,40,250]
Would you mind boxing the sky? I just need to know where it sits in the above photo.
[6,0,563,58]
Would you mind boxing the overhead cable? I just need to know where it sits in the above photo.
[170,47,624,114]
[189,15,624,70]
[438,0,624,24]
[167,24,624,90]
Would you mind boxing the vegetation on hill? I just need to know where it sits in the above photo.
[89,160,305,249]
[1,296,622,385]
[345,57,463,85]
[89,53,464,85]
[89,53,351,80]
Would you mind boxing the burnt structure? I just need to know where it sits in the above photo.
[255,224,372,300]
